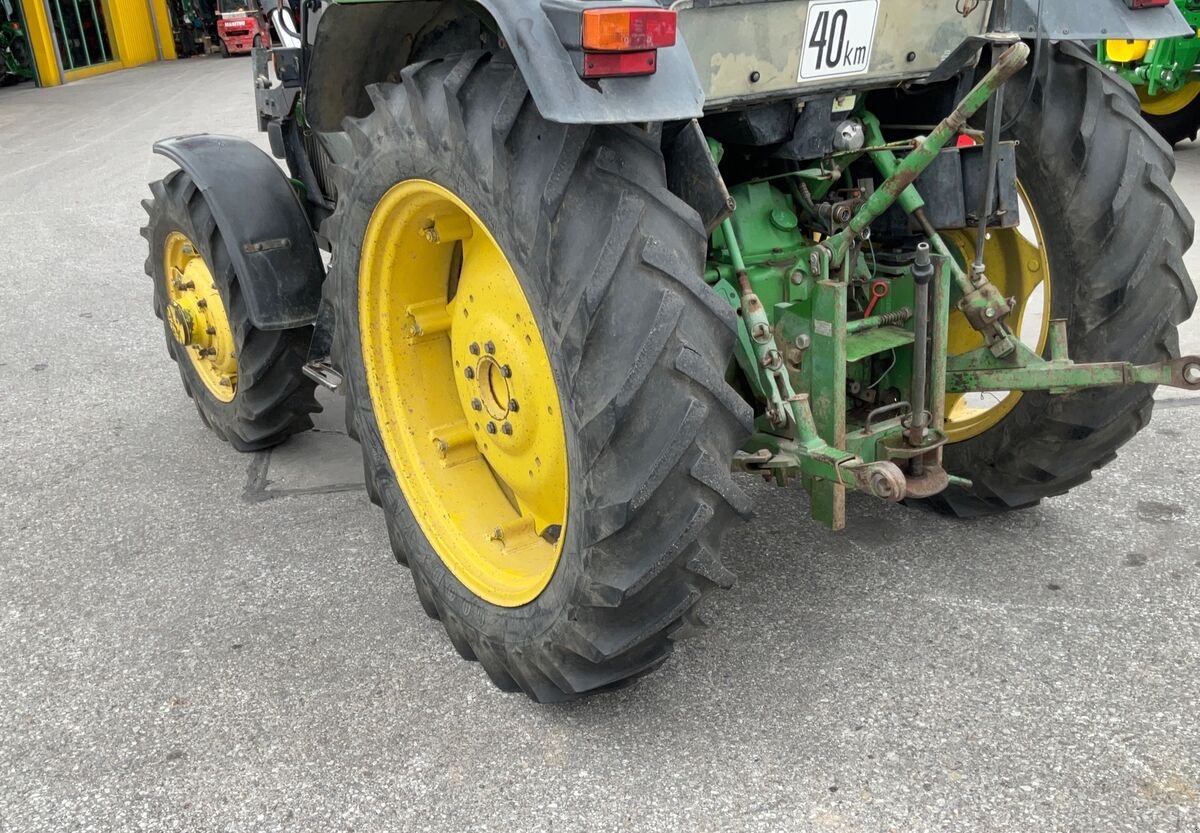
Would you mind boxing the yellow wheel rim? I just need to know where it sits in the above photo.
[1139,81,1200,117]
[942,184,1051,443]
[163,231,238,402]
[359,180,569,607]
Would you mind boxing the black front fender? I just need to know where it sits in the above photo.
[1010,0,1191,40]
[152,135,324,330]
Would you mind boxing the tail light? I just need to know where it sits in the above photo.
[582,8,677,52]
[578,7,677,78]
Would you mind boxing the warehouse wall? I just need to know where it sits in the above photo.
[17,0,175,87]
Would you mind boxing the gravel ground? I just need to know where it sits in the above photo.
[1,57,1198,833]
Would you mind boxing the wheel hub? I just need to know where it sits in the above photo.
[163,232,238,401]
[359,180,569,607]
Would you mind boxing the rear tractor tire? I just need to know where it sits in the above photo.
[142,169,320,451]
[327,52,752,702]
[929,42,1196,516]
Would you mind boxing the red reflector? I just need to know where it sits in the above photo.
[581,8,676,52]
[582,49,658,78]
[1124,0,1169,7]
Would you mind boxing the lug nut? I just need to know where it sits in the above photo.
[205,326,217,335]
[485,422,497,434]
[501,422,513,435]
[468,343,480,356]
[500,365,511,378]
[470,398,483,411]
[508,398,519,412]
[196,299,207,309]
[464,367,475,380]
[484,341,495,354]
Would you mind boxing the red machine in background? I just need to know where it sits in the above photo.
[216,0,270,57]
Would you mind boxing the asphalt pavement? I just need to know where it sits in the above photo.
[1,58,1198,833]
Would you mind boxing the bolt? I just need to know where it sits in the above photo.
[422,224,439,243]
[501,422,513,435]
[434,439,448,457]
[484,341,495,354]
[490,527,504,542]
[984,307,996,319]
[471,398,483,411]
[205,326,217,335]
[218,376,232,387]
[486,422,497,434]
[750,322,771,342]
[500,365,512,378]
[196,299,207,309]
[181,244,194,255]
[469,343,480,356]
[464,366,475,380]
[1184,363,1200,385]
[793,334,811,350]
[749,70,761,83]
[508,398,519,412]
[183,281,195,290]
[809,253,821,274]
[833,204,853,224]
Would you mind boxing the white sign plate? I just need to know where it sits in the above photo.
[799,0,880,81]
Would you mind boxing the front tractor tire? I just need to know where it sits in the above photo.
[142,170,320,451]
[327,53,752,702]
[933,42,1196,516]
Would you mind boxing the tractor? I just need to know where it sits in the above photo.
[142,0,1200,701]
[1100,0,1200,145]
[0,14,33,86]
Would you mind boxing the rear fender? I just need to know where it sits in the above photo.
[153,135,324,330]
[1009,0,1191,40]
[305,0,704,130]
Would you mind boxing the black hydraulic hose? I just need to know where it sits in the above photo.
[1000,0,1044,133]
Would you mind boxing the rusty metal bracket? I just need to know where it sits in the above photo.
[946,320,1200,393]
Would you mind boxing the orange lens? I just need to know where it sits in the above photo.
[581,8,677,52]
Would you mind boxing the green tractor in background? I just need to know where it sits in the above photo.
[1101,0,1200,144]
[0,1,34,86]
[143,0,1200,701]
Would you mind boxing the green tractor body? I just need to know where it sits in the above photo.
[142,0,1200,700]
[1099,0,1200,144]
